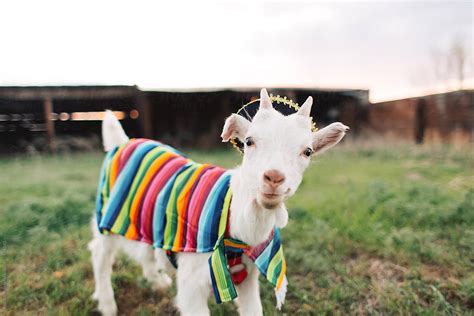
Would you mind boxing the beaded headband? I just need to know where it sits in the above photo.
[230,94,318,153]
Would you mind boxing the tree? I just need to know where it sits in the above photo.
[431,38,468,91]
[447,39,466,90]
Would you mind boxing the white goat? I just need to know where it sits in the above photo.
[89,88,349,316]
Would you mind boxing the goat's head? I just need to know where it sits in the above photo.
[221,88,349,210]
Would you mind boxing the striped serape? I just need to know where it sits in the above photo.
[96,138,287,308]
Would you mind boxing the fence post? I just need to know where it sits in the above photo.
[135,92,153,138]
[43,98,56,153]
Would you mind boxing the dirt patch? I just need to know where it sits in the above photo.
[448,175,474,190]
[347,256,408,284]
[347,255,457,285]
[114,282,178,315]
[419,264,461,289]
[405,172,424,181]
[368,259,408,285]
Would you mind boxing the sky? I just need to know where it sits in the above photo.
[0,0,472,102]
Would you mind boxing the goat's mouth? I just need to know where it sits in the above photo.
[260,188,290,200]
[257,189,288,209]
[262,192,281,199]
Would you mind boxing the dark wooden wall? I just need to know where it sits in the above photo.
[0,86,368,153]
[145,89,367,149]
[368,90,473,144]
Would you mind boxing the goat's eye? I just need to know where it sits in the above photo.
[302,147,313,158]
[244,137,255,147]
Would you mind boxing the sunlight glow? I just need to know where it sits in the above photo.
[0,1,472,103]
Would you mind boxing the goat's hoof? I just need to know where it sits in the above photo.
[98,301,118,316]
[151,273,173,291]
[91,291,99,301]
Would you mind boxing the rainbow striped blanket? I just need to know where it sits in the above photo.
[95,139,287,308]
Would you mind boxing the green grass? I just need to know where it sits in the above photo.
[1,143,473,315]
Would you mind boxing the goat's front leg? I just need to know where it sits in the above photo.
[235,258,263,316]
[176,253,212,316]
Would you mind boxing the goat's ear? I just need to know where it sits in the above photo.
[312,122,349,154]
[297,96,312,117]
[221,114,251,142]
[259,88,273,110]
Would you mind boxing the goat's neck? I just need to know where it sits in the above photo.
[228,167,277,247]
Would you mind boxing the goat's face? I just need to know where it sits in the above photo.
[222,88,349,209]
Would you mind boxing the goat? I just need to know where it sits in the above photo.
[88,88,349,315]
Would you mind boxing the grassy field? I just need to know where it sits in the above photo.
[0,143,473,315]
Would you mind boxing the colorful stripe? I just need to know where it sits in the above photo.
[96,138,287,307]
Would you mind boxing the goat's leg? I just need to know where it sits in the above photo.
[89,235,118,316]
[176,253,211,316]
[136,246,172,290]
[235,259,263,316]
[111,238,173,291]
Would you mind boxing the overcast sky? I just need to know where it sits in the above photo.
[0,0,472,102]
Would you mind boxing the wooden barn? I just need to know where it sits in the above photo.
[0,86,369,153]
[0,86,144,153]
[367,90,473,145]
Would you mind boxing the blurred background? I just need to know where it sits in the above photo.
[0,1,473,315]
[0,0,472,153]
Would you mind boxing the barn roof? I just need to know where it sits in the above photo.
[0,85,139,100]
[0,85,368,103]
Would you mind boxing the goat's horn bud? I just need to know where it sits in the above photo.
[297,96,313,117]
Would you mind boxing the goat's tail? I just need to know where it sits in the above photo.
[102,110,129,152]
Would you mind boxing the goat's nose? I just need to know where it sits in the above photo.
[263,169,286,188]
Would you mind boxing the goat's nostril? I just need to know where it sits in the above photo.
[263,169,286,186]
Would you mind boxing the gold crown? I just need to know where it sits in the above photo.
[230,94,318,152]
[269,94,299,109]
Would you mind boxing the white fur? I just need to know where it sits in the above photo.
[102,111,129,152]
[89,92,348,315]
